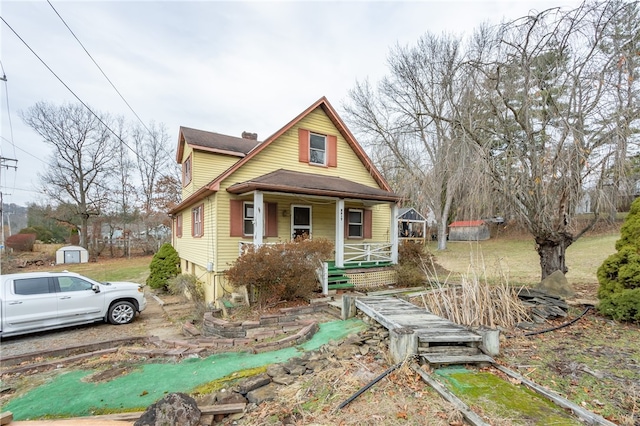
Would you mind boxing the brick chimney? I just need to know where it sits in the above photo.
[242,131,258,140]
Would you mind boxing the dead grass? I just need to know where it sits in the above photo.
[238,359,463,426]
[428,232,619,286]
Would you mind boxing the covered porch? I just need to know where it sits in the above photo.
[227,169,402,293]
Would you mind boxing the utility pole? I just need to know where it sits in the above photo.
[0,156,18,274]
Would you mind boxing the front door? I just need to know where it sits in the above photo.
[291,205,311,239]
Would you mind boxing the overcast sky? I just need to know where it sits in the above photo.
[0,0,583,207]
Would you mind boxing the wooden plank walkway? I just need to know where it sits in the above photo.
[355,296,494,366]
[355,296,482,344]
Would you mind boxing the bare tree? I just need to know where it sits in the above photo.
[132,121,172,215]
[345,33,483,250]
[131,121,175,252]
[21,102,117,248]
[598,0,640,219]
[346,1,638,279]
[455,1,638,278]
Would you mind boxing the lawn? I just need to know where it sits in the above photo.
[30,255,152,284]
[428,232,620,287]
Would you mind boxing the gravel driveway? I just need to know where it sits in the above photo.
[0,290,189,359]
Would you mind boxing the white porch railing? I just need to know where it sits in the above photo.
[238,241,278,255]
[343,242,393,266]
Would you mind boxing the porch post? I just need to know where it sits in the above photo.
[390,202,398,264]
[253,191,263,246]
[335,199,344,268]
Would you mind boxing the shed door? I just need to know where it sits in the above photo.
[64,250,81,264]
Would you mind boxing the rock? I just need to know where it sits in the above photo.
[266,364,287,377]
[305,359,328,372]
[283,364,307,376]
[535,270,575,299]
[237,373,271,395]
[134,392,200,426]
[333,344,359,360]
[272,375,297,385]
[216,391,248,405]
[246,383,280,405]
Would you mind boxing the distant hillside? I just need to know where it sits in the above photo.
[2,203,28,236]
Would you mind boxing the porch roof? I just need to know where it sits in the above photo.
[227,169,402,202]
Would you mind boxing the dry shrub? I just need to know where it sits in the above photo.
[167,274,207,319]
[416,255,530,328]
[6,233,36,252]
[225,238,333,308]
[394,241,441,287]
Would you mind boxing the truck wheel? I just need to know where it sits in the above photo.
[108,301,136,325]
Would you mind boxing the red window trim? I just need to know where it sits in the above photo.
[298,128,337,168]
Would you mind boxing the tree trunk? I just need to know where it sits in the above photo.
[80,217,89,249]
[535,233,573,280]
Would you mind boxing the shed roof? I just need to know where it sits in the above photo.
[448,220,486,228]
[397,207,427,221]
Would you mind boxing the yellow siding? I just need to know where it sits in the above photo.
[179,143,195,200]
[211,106,393,272]
[179,144,240,201]
[174,105,394,304]
[192,151,239,189]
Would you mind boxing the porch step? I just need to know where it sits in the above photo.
[327,265,353,290]
[327,261,393,269]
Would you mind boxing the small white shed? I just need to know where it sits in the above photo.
[56,245,89,264]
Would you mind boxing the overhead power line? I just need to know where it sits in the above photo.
[46,0,153,136]
[0,15,156,171]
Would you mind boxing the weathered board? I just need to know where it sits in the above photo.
[355,296,483,345]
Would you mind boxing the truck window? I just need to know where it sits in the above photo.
[57,276,93,292]
[14,277,53,295]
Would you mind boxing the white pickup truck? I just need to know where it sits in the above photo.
[0,271,147,338]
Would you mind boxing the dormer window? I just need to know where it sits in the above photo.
[309,133,326,166]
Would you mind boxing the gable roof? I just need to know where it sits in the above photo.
[171,97,395,213]
[176,127,261,162]
[227,169,400,202]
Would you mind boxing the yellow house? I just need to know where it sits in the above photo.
[169,97,402,305]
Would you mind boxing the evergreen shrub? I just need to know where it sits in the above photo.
[597,197,640,322]
[147,243,181,290]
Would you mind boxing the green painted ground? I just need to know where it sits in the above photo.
[436,367,583,426]
[4,319,367,421]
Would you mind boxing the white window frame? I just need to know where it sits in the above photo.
[243,202,254,236]
[183,155,192,186]
[309,133,326,166]
[291,205,312,239]
[347,208,364,238]
[192,205,203,237]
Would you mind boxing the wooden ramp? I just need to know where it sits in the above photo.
[355,296,493,366]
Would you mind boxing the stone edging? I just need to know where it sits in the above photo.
[145,322,320,356]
